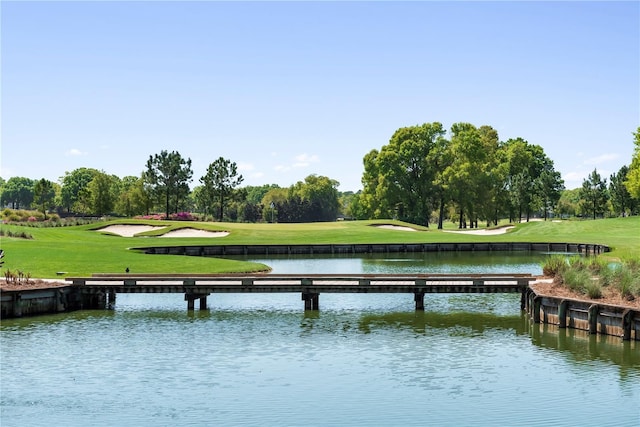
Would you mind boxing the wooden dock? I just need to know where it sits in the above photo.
[66,273,536,311]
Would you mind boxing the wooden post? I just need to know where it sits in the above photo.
[588,304,599,334]
[622,309,632,341]
[558,300,568,328]
[302,292,319,311]
[107,290,116,310]
[532,296,541,323]
[199,296,207,310]
[187,298,195,311]
[414,292,425,311]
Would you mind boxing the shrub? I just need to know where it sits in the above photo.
[584,279,603,299]
[561,268,591,293]
[542,255,567,277]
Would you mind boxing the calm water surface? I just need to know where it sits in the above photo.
[2,253,639,426]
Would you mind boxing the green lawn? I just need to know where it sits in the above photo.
[1,217,638,278]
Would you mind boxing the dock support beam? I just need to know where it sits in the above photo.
[107,290,116,309]
[414,292,425,311]
[302,292,319,311]
[185,293,210,311]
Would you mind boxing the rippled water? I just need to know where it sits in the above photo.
[2,253,639,426]
[224,251,547,275]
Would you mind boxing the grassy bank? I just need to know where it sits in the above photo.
[1,217,638,278]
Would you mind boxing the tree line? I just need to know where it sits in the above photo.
[1,125,639,224]
[0,151,341,223]
[351,123,639,226]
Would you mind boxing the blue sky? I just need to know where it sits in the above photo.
[2,1,638,191]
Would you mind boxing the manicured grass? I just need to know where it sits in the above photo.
[1,217,638,278]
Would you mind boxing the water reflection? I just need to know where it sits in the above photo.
[223,251,547,275]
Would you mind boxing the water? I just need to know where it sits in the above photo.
[224,251,547,275]
[2,253,639,426]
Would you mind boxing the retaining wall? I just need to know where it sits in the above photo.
[524,288,640,341]
[135,242,609,256]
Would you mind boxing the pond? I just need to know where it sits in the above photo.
[1,251,638,427]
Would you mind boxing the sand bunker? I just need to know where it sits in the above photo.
[375,225,418,232]
[98,224,166,237]
[159,228,229,238]
[97,225,229,238]
[444,226,514,235]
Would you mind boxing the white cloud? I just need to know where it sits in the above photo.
[583,153,619,165]
[65,148,87,157]
[293,153,319,168]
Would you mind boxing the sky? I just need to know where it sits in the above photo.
[2,1,639,192]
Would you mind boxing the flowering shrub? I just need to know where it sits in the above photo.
[135,214,166,220]
[27,216,38,222]
[134,212,199,221]
[171,212,197,221]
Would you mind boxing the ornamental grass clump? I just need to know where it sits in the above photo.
[561,268,592,294]
[610,261,640,301]
[541,254,568,277]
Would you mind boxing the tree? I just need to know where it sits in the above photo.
[291,174,340,222]
[115,175,151,217]
[557,188,580,218]
[0,177,35,209]
[537,157,564,220]
[609,166,637,216]
[87,171,116,216]
[442,123,491,228]
[199,157,244,221]
[33,178,55,219]
[359,122,447,226]
[625,127,640,200]
[144,150,193,218]
[579,169,609,219]
[59,168,99,214]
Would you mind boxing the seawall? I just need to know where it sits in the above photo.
[524,287,640,341]
[134,242,609,256]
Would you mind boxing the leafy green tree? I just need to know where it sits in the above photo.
[199,157,244,221]
[87,171,116,216]
[291,174,340,222]
[144,150,193,218]
[358,148,392,219]
[625,127,640,200]
[537,157,565,220]
[59,168,99,214]
[33,178,55,219]
[261,187,289,223]
[244,184,280,205]
[1,176,35,209]
[442,123,492,228]
[359,122,447,226]
[609,166,637,216]
[579,169,609,219]
[557,188,580,218]
[115,175,150,217]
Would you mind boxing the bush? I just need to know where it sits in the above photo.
[542,255,567,277]
[584,279,603,299]
[561,268,591,293]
